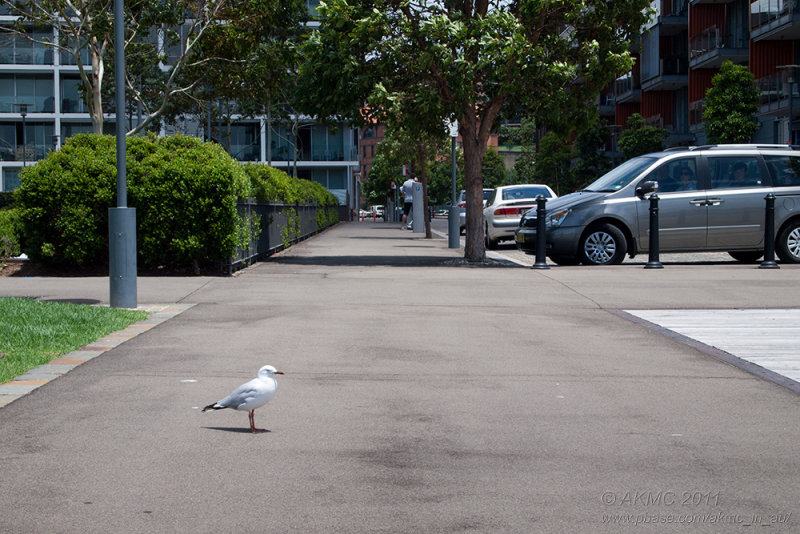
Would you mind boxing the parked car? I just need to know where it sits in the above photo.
[369,205,385,219]
[482,184,556,248]
[458,188,494,234]
[514,144,800,265]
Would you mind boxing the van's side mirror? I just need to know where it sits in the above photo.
[636,180,659,198]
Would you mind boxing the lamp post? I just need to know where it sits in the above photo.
[16,103,28,167]
[447,119,460,248]
[108,0,137,308]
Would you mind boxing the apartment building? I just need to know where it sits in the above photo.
[612,0,800,147]
[0,0,360,216]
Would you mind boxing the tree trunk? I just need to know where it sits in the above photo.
[460,113,486,261]
[89,37,104,134]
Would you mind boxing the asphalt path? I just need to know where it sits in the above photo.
[1,221,798,533]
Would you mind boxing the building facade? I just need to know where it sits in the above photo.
[0,0,360,215]
[612,0,800,147]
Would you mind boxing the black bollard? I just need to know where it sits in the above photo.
[645,193,663,269]
[760,193,780,269]
[532,195,549,270]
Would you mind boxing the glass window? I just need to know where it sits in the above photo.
[328,169,346,189]
[61,122,93,142]
[0,75,53,113]
[0,75,14,112]
[2,168,20,192]
[228,123,260,162]
[645,157,698,193]
[764,155,800,187]
[0,31,14,64]
[708,156,763,189]
[585,156,658,192]
[269,124,294,161]
[0,123,15,161]
[60,76,87,113]
[311,124,328,160]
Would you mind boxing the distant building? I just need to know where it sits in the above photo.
[0,0,360,218]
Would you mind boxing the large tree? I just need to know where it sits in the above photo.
[2,0,306,135]
[297,0,650,260]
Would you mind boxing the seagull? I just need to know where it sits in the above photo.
[202,365,284,433]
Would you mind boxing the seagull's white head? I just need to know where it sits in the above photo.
[258,365,284,379]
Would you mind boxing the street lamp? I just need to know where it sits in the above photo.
[16,103,28,167]
[108,0,137,308]
[447,119,459,249]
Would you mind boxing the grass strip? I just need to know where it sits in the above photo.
[0,297,149,384]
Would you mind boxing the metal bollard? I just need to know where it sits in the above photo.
[532,195,549,270]
[644,193,663,269]
[760,193,780,269]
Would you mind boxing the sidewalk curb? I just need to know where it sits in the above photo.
[0,303,195,408]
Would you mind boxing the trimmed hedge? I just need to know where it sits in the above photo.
[243,163,339,229]
[14,134,337,271]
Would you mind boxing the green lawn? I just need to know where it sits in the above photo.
[0,297,149,384]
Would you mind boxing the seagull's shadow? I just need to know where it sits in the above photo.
[203,427,272,434]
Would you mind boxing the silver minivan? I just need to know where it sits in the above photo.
[515,145,800,265]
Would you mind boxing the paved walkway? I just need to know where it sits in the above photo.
[1,221,798,533]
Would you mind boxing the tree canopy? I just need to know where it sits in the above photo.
[297,0,651,260]
[1,0,307,135]
[703,60,760,144]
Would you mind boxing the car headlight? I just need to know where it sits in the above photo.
[546,209,570,228]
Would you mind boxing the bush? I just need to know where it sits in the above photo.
[15,133,250,270]
[0,207,21,264]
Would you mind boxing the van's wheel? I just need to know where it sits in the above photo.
[579,223,627,265]
[776,220,800,263]
[728,251,763,263]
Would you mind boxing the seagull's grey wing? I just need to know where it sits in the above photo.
[216,378,263,410]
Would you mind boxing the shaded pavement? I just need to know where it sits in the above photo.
[1,221,799,533]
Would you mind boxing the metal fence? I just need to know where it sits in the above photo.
[226,201,343,273]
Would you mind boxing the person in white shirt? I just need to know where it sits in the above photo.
[400,176,418,229]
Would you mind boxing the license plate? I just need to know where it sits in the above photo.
[515,233,524,243]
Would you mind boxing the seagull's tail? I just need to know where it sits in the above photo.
[202,403,226,412]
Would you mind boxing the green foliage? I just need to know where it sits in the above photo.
[703,61,760,144]
[243,163,339,207]
[0,207,21,266]
[617,113,669,160]
[532,133,573,195]
[571,122,612,189]
[481,149,508,189]
[512,146,538,185]
[15,134,249,270]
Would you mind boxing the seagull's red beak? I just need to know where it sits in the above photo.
[275,371,285,375]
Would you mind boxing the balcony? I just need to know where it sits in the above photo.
[750,0,800,41]
[641,56,689,91]
[647,0,689,35]
[758,71,798,118]
[690,26,749,69]
[614,74,641,103]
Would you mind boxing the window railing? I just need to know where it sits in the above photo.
[751,0,796,29]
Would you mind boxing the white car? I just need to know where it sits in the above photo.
[483,184,556,249]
